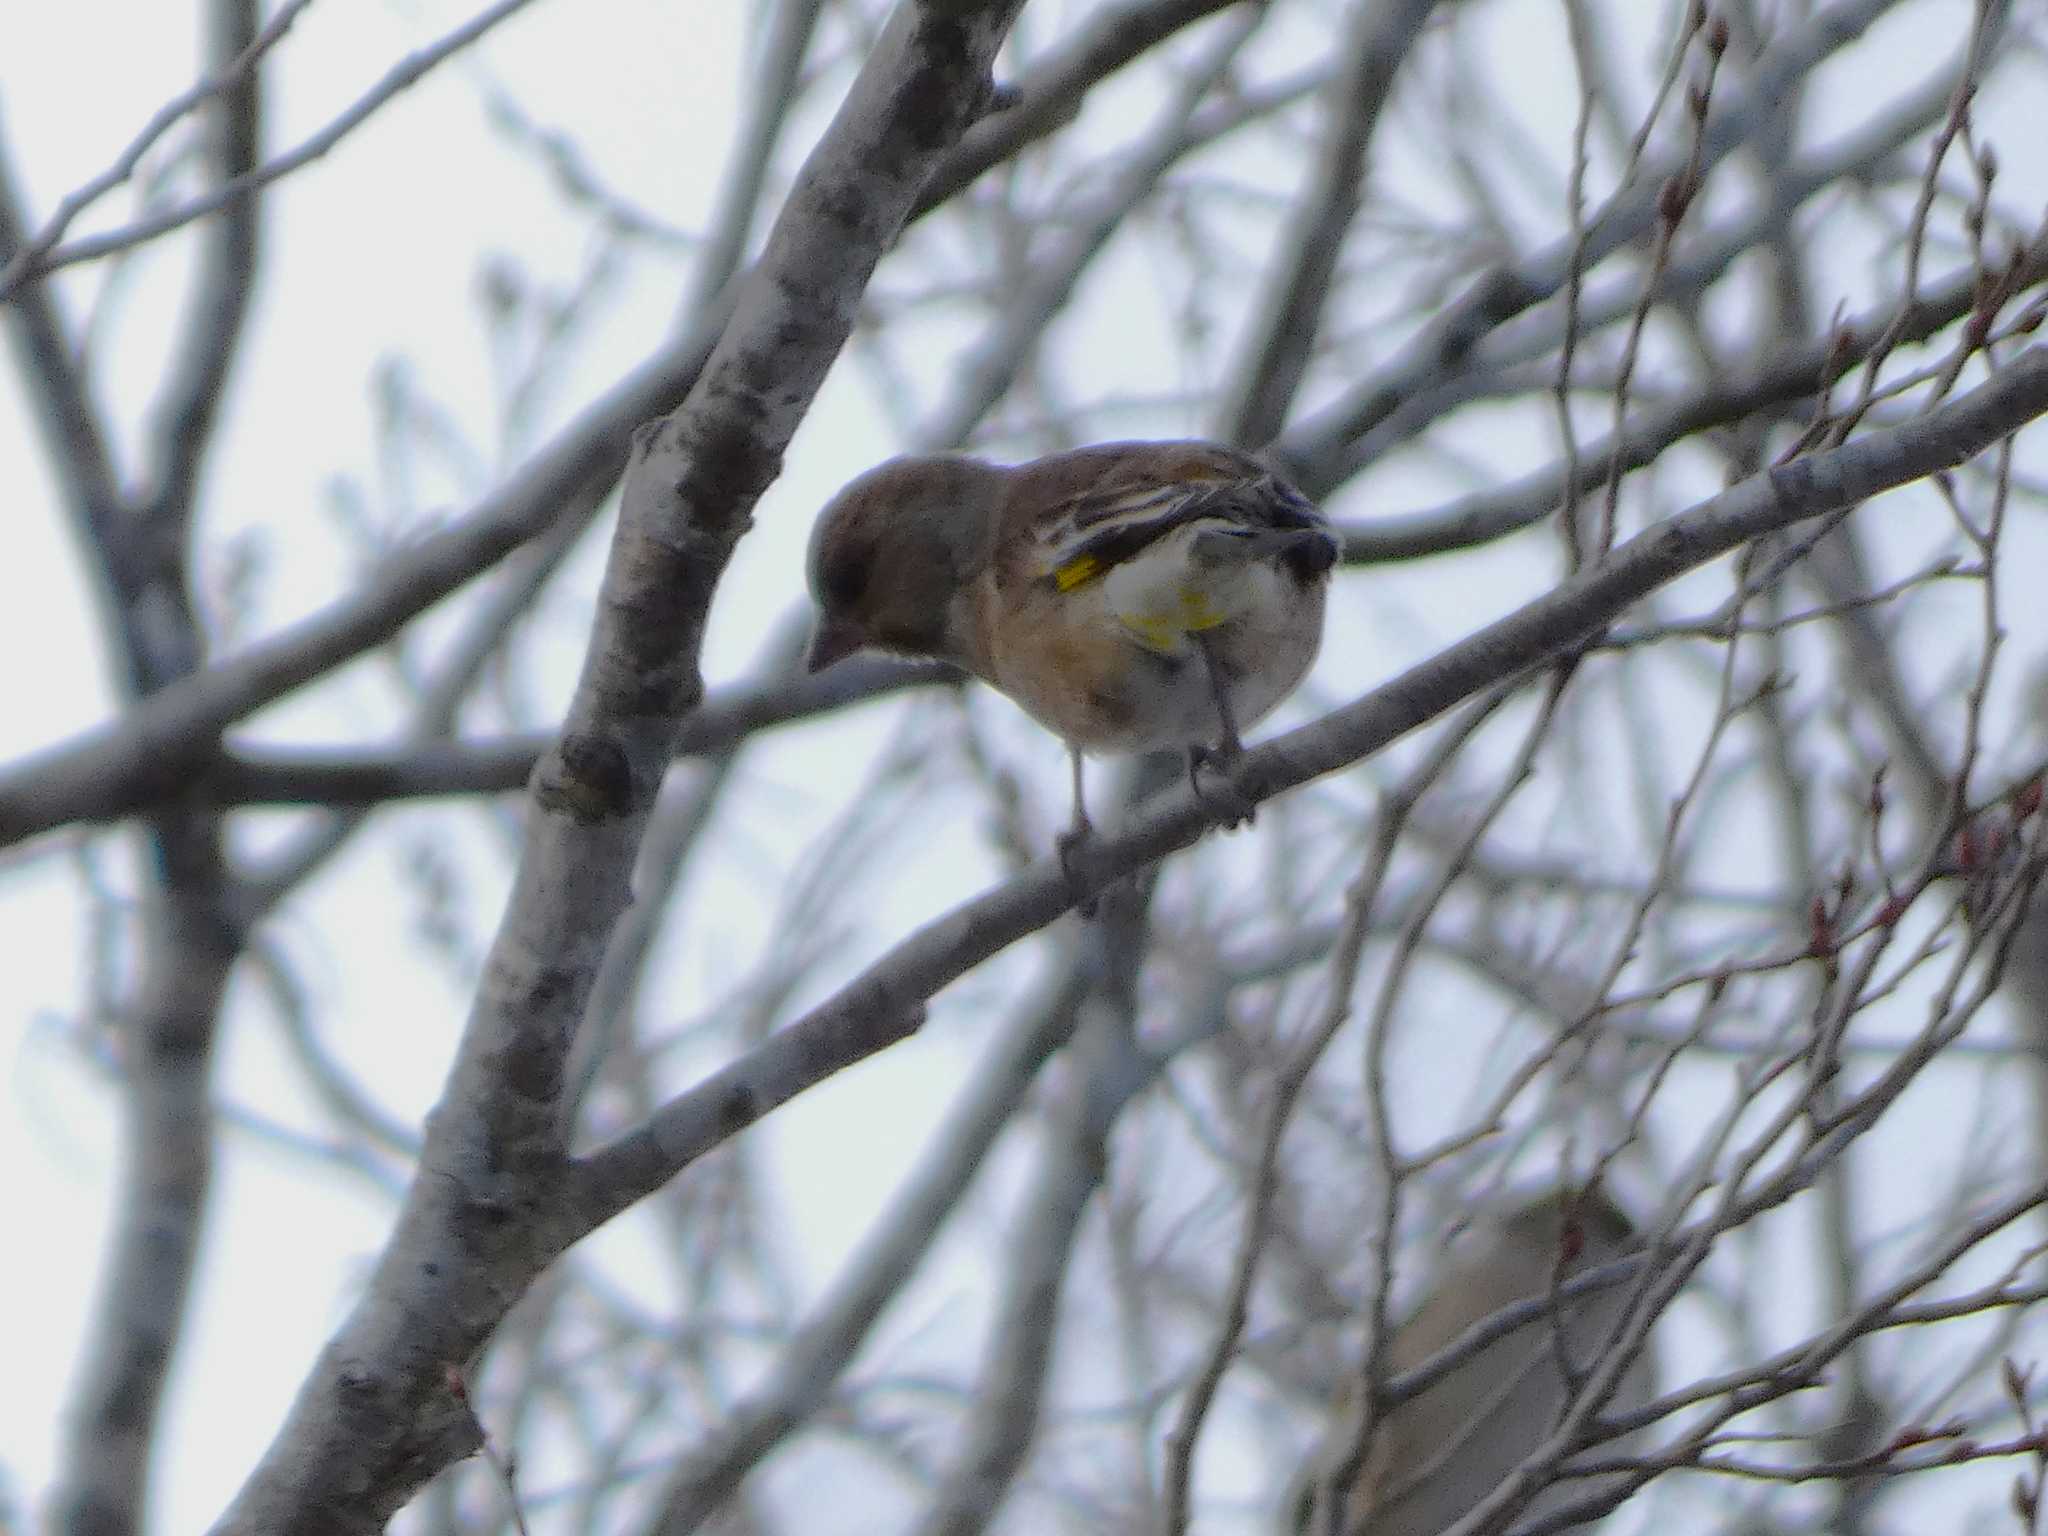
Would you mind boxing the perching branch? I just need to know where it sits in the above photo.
[566,344,2048,1234]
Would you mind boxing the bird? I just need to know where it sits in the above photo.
[1284,1188,1657,1536]
[802,440,1339,888]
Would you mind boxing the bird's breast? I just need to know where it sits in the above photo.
[979,540,1328,753]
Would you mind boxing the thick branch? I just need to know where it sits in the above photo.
[188,654,954,810]
[207,8,1020,1530]
[0,0,1254,852]
[0,332,704,849]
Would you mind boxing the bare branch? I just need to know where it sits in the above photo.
[0,0,313,301]
[0,0,546,297]
[47,5,265,1529]
[1335,241,2048,562]
[183,653,955,812]
[208,8,1022,1527]
[0,2,1265,853]
[1217,0,1443,447]
[1277,0,1924,490]
[569,344,2048,1232]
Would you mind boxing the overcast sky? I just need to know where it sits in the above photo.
[6,2,2048,1531]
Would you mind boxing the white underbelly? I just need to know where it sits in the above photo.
[1101,526,1294,654]
[1089,526,1318,749]
[986,521,1329,754]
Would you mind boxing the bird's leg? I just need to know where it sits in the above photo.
[1054,744,1099,917]
[1188,632,1256,830]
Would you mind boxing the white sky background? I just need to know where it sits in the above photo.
[4,0,2048,1532]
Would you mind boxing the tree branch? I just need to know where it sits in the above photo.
[49,6,264,1530]
[1335,242,2048,563]
[0,0,1262,853]
[185,654,955,811]
[0,0,545,297]
[1217,0,1443,447]
[207,7,1022,1529]
[1275,0,1918,489]
[568,343,2048,1229]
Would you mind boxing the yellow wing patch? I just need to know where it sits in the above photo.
[1054,555,1102,592]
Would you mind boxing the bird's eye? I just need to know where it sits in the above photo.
[820,540,874,610]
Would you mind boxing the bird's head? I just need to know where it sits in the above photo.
[804,454,1005,672]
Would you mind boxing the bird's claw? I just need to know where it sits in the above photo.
[1187,744,1257,830]
[1055,821,1100,918]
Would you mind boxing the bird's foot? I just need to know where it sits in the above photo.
[1055,819,1100,918]
[1187,743,1257,830]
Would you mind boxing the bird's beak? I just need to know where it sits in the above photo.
[804,614,868,673]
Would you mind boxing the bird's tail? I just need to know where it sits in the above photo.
[1189,524,1339,580]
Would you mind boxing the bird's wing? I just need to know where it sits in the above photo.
[1015,448,1333,592]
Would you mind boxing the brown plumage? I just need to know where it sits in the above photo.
[1287,1190,1657,1536]
[804,441,1338,871]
